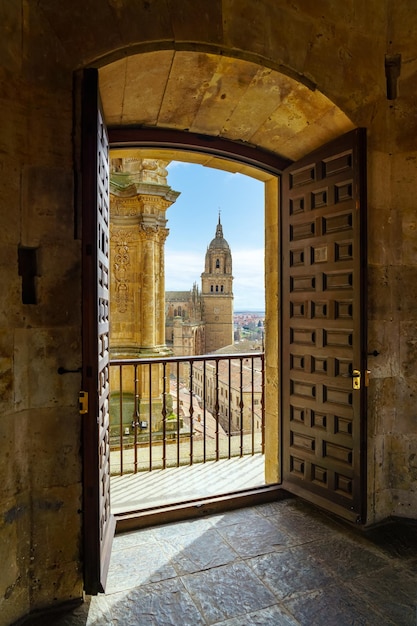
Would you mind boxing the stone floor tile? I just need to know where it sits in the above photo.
[406,556,417,574]
[216,514,294,557]
[105,578,206,626]
[86,595,115,625]
[246,545,334,600]
[348,564,417,626]
[209,505,266,528]
[111,526,158,552]
[270,505,348,542]
[23,598,113,626]
[25,602,94,626]
[105,541,177,593]
[284,584,396,626]
[365,520,417,560]
[256,499,298,518]
[149,514,216,539]
[214,604,300,625]
[158,527,239,575]
[181,561,277,624]
[306,535,389,580]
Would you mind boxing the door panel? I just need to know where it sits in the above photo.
[82,68,115,594]
[281,129,367,523]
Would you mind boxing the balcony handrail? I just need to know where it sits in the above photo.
[110,351,264,366]
[109,351,265,475]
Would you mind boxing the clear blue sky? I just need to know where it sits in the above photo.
[165,162,265,311]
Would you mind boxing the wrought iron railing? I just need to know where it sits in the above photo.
[109,352,265,475]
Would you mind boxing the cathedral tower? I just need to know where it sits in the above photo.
[201,215,234,352]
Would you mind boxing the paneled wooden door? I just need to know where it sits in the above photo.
[281,129,367,523]
[81,68,115,594]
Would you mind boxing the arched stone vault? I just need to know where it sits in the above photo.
[99,50,355,164]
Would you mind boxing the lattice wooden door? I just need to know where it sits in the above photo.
[81,68,115,593]
[281,129,367,523]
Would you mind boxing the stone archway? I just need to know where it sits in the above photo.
[98,47,357,489]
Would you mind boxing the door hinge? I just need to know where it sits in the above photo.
[79,390,89,414]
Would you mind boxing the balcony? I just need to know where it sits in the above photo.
[109,352,267,515]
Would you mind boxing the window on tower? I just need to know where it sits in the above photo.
[216,258,220,268]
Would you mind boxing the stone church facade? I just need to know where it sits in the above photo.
[2,2,417,624]
[166,216,234,355]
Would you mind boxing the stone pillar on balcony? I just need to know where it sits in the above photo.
[109,154,180,435]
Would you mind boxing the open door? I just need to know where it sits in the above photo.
[81,68,115,594]
[281,129,367,523]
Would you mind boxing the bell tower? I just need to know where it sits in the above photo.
[201,215,234,352]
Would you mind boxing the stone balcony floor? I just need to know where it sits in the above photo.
[33,491,417,625]
[110,453,266,514]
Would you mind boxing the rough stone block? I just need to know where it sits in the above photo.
[26,409,82,489]
[391,151,417,210]
[368,208,401,267]
[368,265,395,321]
[30,484,82,571]
[14,328,81,410]
[400,321,417,379]
[367,320,400,379]
[21,167,74,247]
[367,377,396,436]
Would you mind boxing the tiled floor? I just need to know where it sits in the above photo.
[34,496,417,625]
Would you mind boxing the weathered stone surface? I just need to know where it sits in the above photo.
[14,329,81,410]
[99,50,354,160]
[21,167,75,246]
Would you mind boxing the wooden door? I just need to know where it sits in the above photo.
[281,129,367,523]
[81,68,115,593]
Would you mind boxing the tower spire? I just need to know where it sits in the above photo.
[216,210,223,238]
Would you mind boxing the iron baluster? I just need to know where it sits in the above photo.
[228,358,232,459]
[134,364,139,474]
[251,357,255,455]
[239,358,244,457]
[215,360,220,461]
[189,361,194,466]
[261,353,265,455]
[148,363,153,471]
[203,359,207,463]
[176,360,180,468]
[119,365,123,475]
[162,361,167,470]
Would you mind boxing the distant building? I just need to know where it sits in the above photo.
[166,215,234,355]
[192,347,263,435]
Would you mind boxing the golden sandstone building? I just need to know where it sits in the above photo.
[2,1,417,623]
[166,215,234,356]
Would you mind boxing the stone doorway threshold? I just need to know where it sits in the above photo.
[111,454,288,533]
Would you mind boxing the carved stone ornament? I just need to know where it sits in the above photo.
[112,229,135,313]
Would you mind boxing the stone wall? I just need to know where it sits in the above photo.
[0,3,83,624]
[1,1,417,623]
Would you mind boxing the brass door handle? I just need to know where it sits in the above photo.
[352,370,361,390]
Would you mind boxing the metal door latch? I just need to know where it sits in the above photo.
[79,391,89,414]
[352,370,361,390]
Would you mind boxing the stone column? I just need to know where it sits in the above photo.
[108,155,180,433]
[140,226,157,351]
